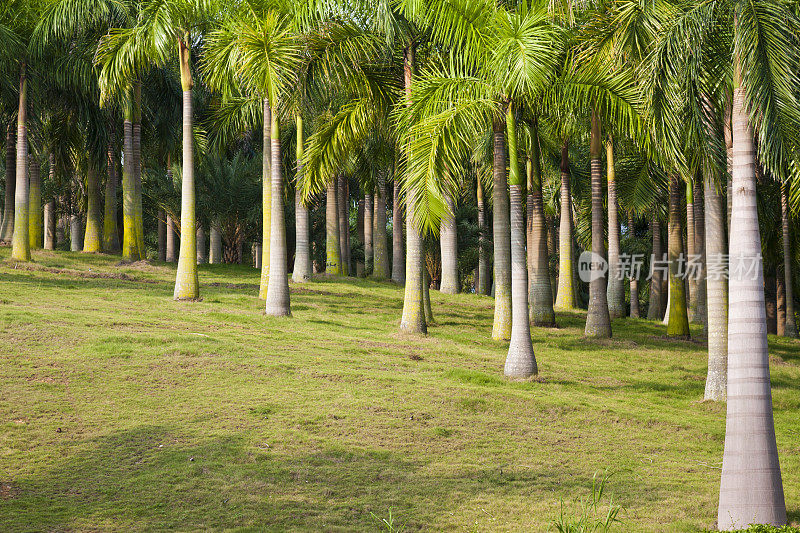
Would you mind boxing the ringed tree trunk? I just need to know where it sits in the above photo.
[196,226,206,264]
[325,179,342,274]
[83,162,102,252]
[364,189,373,275]
[1,125,14,242]
[158,209,166,261]
[780,182,797,336]
[584,111,611,338]
[44,201,55,250]
[28,158,42,249]
[666,175,690,338]
[391,176,405,284]
[166,215,177,262]
[606,136,625,318]
[338,175,350,275]
[504,105,537,378]
[439,190,459,293]
[400,42,426,334]
[686,180,696,322]
[776,271,785,337]
[423,266,434,324]
[357,198,365,276]
[527,119,554,326]
[259,99,272,299]
[264,108,291,317]
[765,272,778,335]
[554,142,576,310]
[692,177,707,325]
[717,57,786,529]
[121,88,138,261]
[704,171,728,400]
[11,63,30,261]
[209,221,222,264]
[132,82,145,259]
[103,136,120,253]
[173,40,199,300]
[292,115,311,283]
[491,118,512,341]
[70,215,82,251]
[373,171,389,280]
[476,175,490,295]
[647,214,664,319]
[628,213,640,318]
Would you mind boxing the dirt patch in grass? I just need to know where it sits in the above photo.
[5,262,159,284]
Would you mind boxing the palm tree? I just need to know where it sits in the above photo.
[605,135,625,318]
[665,174,689,338]
[553,141,576,310]
[780,181,796,337]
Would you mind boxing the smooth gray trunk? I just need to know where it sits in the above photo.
[439,192,459,293]
[391,178,405,284]
[209,222,222,264]
[693,178,707,325]
[166,215,177,262]
[606,140,625,318]
[264,120,290,317]
[373,173,389,280]
[69,215,82,252]
[528,156,555,327]
[44,201,55,250]
[491,121,512,340]
[584,152,611,338]
[364,191,373,275]
[780,183,797,336]
[196,227,206,264]
[338,176,350,275]
[477,176,490,295]
[554,143,575,309]
[648,215,664,320]
[293,190,311,283]
[704,172,728,401]
[1,125,15,242]
[158,210,166,261]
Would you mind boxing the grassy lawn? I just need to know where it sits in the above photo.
[0,249,798,532]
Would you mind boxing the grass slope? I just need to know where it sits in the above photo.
[0,249,798,532]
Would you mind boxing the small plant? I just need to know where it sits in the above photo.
[370,508,407,533]
[553,471,622,533]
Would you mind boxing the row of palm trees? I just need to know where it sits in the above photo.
[1,0,799,529]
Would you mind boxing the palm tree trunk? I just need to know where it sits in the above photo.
[666,175,690,338]
[776,271,786,337]
[647,215,664,319]
[121,89,138,261]
[11,63,29,261]
[373,171,389,280]
[133,82,145,260]
[718,55,786,529]
[83,162,102,252]
[364,190,373,274]
[158,209,166,261]
[628,213,640,318]
[326,179,342,274]
[527,120,554,327]
[780,182,797,336]
[504,106,537,377]
[209,221,222,264]
[491,118,512,341]
[686,180,696,321]
[554,142,575,310]
[166,215,177,262]
[392,177,405,284]
[477,175,490,295]
[293,115,311,283]
[692,177,707,325]
[103,139,120,253]
[584,111,611,338]
[1,124,15,242]
[338,175,350,275]
[265,110,290,316]
[724,99,733,237]
[765,271,778,334]
[423,266,434,324]
[174,42,199,300]
[196,226,206,264]
[357,198,365,276]
[439,191,459,293]
[28,158,41,249]
[44,201,55,250]
[606,136,624,318]
[704,171,728,401]
[259,99,272,299]
[70,215,82,251]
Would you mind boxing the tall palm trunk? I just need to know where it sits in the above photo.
[70,214,82,251]
[209,221,222,264]
[373,171,389,280]
[554,142,575,310]
[628,213,640,318]
[44,201,55,250]
[326,179,342,274]
[293,115,311,283]
[491,118,512,341]
[174,41,199,300]
[584,111,611,337]
[1,125,14,242]
[103,139,120,253]
[196,227,206,264]
[265,110,290,316]
[83,162,102,252]
[647,214,664,319]
[477,175,490,295]
[11,63,29,261]
[356,198,365,276]
[364,189,373,274]
[780,182,797,336]
[423,266,434,324]
[28,158,41,249]
[527,120,554,327]
[338,176,350,275]
[704,172,727,400]
[718,55,786,529]
[606,136,624,318]
[158,209,166,261]
[133,82,145,259]
[666,175,689,338]
[692,178,707,325]
[259,99,272,299]
[504,106,536,377]
[439,191,459,293]
[391,177,405,284]
[686,181,695,322]
[121,89,137,261]
[776,272,786,336]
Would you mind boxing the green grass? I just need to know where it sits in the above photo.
[0,248,798,532]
